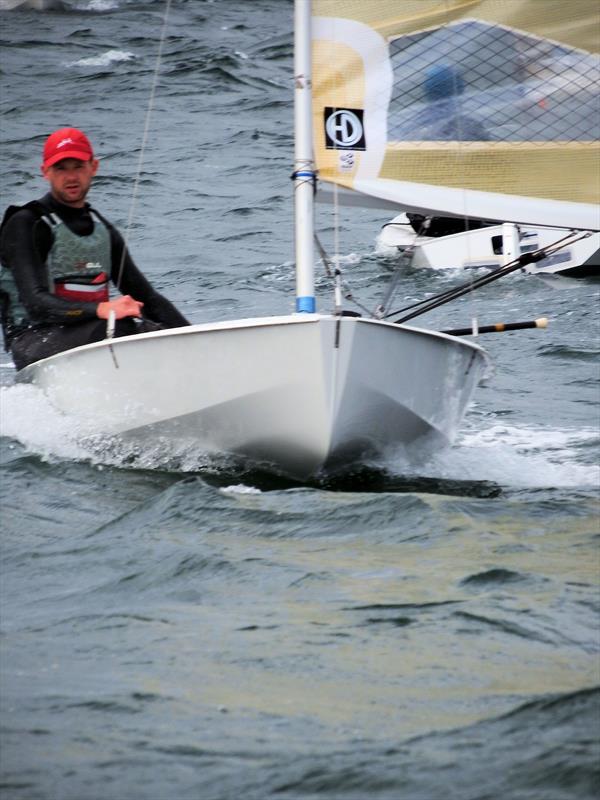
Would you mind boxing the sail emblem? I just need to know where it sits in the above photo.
[324,107,366,150]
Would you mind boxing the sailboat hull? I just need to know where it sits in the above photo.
[378,215,600,277]
[16,315,486,478]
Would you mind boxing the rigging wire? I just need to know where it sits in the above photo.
[332,179,343,313]
[331,14,341,315]
[373,222,423,319]
[456,96,481,331]
[444,0,481,332]
[314,234,372,317]
[115,0,172,292]
[313,13,352,316]
[388,230,588,324]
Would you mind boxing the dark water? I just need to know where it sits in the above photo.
[1,1,599,798]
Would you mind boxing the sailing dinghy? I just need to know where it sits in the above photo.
[16,0,488,480]
[313,0,600,278]
[378,215,599,278]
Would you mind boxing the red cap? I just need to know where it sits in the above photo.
[42,127,94,169]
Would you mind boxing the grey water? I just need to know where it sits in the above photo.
[0,1,599,798]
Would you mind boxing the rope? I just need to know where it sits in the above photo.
[115,0,172,291]
[314,234,373,317]
[373,216,432,318]
[444,0,480,332]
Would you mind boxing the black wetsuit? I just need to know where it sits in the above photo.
[0,193,190,370]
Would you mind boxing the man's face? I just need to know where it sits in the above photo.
[42,157,99,207]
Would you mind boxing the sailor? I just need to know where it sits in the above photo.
[0,127,190,371]
[394,64,490,142]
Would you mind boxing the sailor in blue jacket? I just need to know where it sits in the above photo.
[395,64,490,142]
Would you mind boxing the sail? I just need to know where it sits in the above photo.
[312,0,600,230]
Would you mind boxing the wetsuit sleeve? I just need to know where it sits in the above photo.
[0,209,100,325]
[108,226,190,328]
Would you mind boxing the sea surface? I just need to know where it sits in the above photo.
[0,1,599,799]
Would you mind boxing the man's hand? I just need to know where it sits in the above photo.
[97,295,144,320]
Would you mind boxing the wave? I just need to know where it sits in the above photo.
[0,0,119,10]
[388,421,600,489]
[250,687,600,800]
[538,343,600,361]
[65,48,134,67]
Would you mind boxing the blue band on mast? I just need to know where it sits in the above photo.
[296,296,316,313]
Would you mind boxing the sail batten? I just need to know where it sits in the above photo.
[313,0,600,230]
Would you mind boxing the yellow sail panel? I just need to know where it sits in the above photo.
[381,143,600,206]
[312,38,365,183]
[312,0,600,227]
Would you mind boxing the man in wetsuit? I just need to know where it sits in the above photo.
[0,127,190,371]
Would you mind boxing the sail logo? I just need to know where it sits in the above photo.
[338,151,355,172]
[324,108,366,150]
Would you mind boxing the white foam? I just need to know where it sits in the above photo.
[0,383,93,462]
[65,49,134,68]
[0,384,240,474]
[221,484,262,495]
[383,423,599,489]
[1,383,597,487]
[73,0,119,11]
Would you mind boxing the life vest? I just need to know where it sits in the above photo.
[45,209,111,303]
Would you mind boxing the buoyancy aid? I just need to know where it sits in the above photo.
[0,201,111,345]
[45,209,111,303]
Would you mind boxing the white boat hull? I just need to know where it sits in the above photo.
[378,214,600,277]
[16,315,486,479]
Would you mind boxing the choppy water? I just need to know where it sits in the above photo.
[1,1,599,799]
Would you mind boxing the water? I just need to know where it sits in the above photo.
[1,1,599,798]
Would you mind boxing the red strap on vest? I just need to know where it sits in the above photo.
[54,272,109,303]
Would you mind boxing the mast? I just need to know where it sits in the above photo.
[293,0,316,313]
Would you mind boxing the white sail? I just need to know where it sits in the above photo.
[312,0,600,230]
